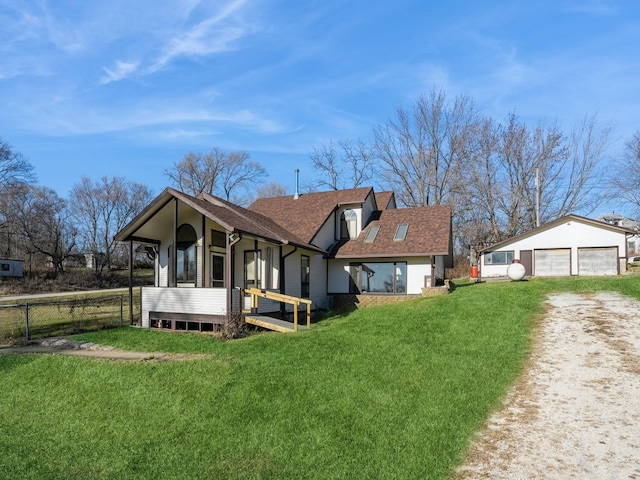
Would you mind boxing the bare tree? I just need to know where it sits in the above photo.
[254,181,289,199]
[610,129,640,216]
[373,89,479,207]
[11,186,77,277]
[464,113,610,247]
[309,139,376,190]
[219,151,267,203]
[0,139,36,258]
[0,138,36,192]
[540,114,610,222]
[164,149,226,196]
[69,176,154,273]
[164,148,266,202]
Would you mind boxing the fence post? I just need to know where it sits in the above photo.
[120,295,124,326]
[25,303,30,342]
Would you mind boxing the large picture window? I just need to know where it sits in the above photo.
[349,262,406,294]
[176,224,197,283]
[485,251,514,265]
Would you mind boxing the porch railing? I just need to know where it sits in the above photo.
[243,288,312,332]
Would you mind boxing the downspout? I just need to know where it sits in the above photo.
[279,245,297,317]
[226,231,242,318]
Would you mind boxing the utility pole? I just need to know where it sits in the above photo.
[535,168,540,227]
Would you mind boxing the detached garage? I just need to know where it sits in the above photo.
[478,215,635,279]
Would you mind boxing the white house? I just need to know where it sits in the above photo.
[115,187,453,331]
[596,213,640,254]
[478,215,636,279]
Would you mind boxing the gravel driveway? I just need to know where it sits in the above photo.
[454,291,640,479]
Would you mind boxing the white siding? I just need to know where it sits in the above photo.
[407,259,432,293]
[480,218,628,278]
[328,259,351,293]
[141,287,228,327]
[309,253,327,309]
[361,193,377,228]
[312,214,337,250]
[328,257,432,295]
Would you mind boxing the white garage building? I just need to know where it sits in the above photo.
[478,215,635,279]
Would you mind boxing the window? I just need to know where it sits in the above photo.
[349,262,406,294]
[211,229,226,248]
[301,255,310,298]
[485,251,514,265]
[211,253,225,288]
[244,250,262,289]
[340,209,357,239]
[364,224,380,243]
[1,263,9,272]
[176,224,197,283]
[394,224,408,241]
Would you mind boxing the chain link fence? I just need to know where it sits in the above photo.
[0,294,141,345]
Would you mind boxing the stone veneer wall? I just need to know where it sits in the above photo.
[330,282,450,311]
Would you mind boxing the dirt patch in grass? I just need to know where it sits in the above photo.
[0,337,214,362]
[454,291,640,479]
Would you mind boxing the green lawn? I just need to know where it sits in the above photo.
[1,276,638,479]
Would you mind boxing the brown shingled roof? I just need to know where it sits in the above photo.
[330,204,452,258]
[116,188,324,253]
[374,191,395,210]
[248,187,374,244]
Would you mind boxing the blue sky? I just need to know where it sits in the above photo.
[1,0,639,210]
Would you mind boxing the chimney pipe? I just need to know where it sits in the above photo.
[294,169,300,200]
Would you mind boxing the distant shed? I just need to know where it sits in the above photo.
[0,259,24,278]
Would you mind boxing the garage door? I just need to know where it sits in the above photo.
[578,247,618,276]
[535,249,570,276]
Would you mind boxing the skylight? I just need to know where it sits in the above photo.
[394,224,408,241]
[364,224,380,243]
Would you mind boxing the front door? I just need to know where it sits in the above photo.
[211,252,225,288]
[520,250,532,276]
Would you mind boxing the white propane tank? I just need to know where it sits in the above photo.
[507,260,526,281]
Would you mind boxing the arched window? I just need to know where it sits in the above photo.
[340,209,357,240]
[176,224,197,283]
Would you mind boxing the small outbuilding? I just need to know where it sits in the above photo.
[478,215,636,279]
[0,259,24,278]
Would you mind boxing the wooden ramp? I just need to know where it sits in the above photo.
[244,315,309,333]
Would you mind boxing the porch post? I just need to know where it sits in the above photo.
[201,213,206,288]
[128,239,133,324]
[171,198,178,287]
[226,230,232,317]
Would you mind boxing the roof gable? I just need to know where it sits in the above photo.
[248,187,374,244]
[115,188,324,253]
[329,204,452,258]
[480,214,636,252]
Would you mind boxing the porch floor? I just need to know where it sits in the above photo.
[244,315,309,333]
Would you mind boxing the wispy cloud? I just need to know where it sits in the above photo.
[566,1,619,16]
[149,0,251,73]
[99,60,140,85]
